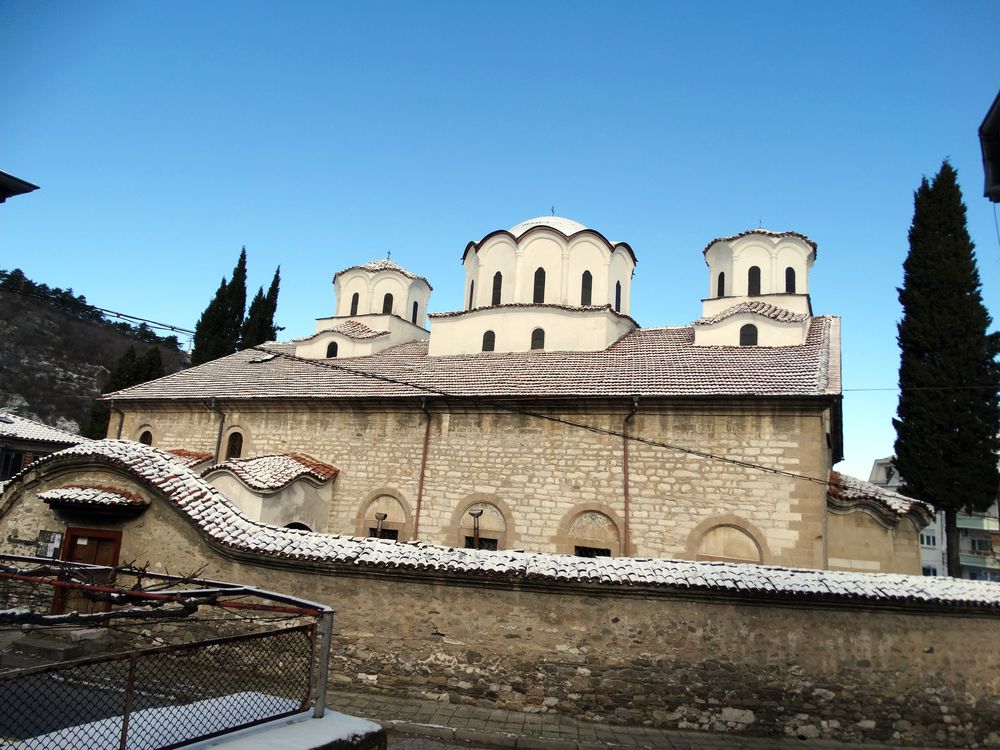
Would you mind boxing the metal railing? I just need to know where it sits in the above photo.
[0,555,335,749]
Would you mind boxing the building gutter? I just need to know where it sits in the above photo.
[109,399,125,439]
[413,397,432,540]
[210,399,226,463]
[622,396,638,557]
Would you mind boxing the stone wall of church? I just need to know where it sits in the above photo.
[0,487,994,748]
[111,398,840,569]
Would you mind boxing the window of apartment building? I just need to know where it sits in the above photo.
[919,532,936,547]
[970,537,992,553]
[922,565,938,576]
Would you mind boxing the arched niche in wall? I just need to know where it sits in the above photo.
[685,515,769,564]
[553,505,623,557]
[355,491,412,541]
[448,495,515,551]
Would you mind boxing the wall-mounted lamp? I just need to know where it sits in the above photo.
[469,508,484,549]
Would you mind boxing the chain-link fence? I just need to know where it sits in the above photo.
[0,624,316,749]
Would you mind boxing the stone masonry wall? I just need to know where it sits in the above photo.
[1,483,995,748]
[111,398,841,569]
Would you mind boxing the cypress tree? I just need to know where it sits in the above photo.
[190,248,247,365]
[240,266,281,349]
[892,161,1000,576]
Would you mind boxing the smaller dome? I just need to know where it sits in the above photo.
[509,216,588,238]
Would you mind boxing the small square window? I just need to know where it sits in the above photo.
[574,546,611,558]
[369,528,399,541]
[464,536,498,551]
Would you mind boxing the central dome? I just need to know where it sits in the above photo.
[509,216,588,238]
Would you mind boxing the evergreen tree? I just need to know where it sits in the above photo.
[190,248,247,365]
[240,266,281,349]
[84,345,166,438]
[892,161,1000,576]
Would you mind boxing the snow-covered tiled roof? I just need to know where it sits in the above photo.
[333,260,432,289]
[465,218,637,264]
[38,484,149,508]
[167,449,215,468]
[829,471,935,521]
[703,229,818,255]
[10,441,1000,609]
[0,412,85,447]
[105,317,840,401]
[509,216,589,238]
[694,302,810,327]
[329,321,389,340]
[203,453,339,491]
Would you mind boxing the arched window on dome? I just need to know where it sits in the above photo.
[482,330,495,352]
[382,293,394,314]
[530,328,545,350]
[785,267,796,294]
[717,272,726,297]
[492,272,502,305]
[226,431,243,459]
[614,281,622,312]
[350,292,359,316]
[468,280,475,309]
[581,271,593,306]
[533,268,545,304]
[326,341,338,358]
[739,324,758,346]
[748,266,761,296]
[411,301,418,324]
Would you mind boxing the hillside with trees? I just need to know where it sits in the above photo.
[0,269,188,435]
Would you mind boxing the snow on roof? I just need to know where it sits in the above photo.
[38,484,149,508]
[428,302,638,326]
[329,320,389,340]
[333,259,432,289]
[465,218,638,264]
[694,302,810,327]
[13,441,1000,609]
[203,453,338,492]
[829,471,935,521]
[167,448,215,468]
[105,317,841,402]
[703,229,818,255]
[0,412,85,446]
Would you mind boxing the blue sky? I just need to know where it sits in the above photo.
[2,1,999,479]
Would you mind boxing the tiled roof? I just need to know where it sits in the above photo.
[105,317,841,402]
[694,302,810,326]
[203,453,339,491]
[167,449,215,468]
[703,229,818,255]
[0,413,85,446]
[330,321,389,340]
[429,302,638,327]
[829,471,935,521]
[10,441,1000,609]
[333,260,432,289]
[38,484,149,508]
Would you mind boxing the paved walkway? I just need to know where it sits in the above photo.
[330,690,943,750]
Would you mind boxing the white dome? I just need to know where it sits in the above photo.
[509,216,588,238]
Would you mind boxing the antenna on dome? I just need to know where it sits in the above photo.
[551,206,555,216]
[758,216,762,228]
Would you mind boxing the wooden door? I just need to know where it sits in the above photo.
[54,528,121,614]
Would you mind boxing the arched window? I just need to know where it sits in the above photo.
[739,324,758,346]
[785,267,796,294]
[139,430,152,446]
[225,431,243,459]
[382,293,393,314]
[717,271,726,297]
[748,266,761,296]
[350,292,359,316]
[285,522,312,532]
[492,272,502,306]
[614,281,622,312]
[530,328,545,350]
[533,268,545,304]
[411,301,418,324]
[581,271,593,306]
[326,341,338,358]
[468,280,475,309]
[482,330,496,352]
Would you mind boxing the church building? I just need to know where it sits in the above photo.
[94,217,929,573]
